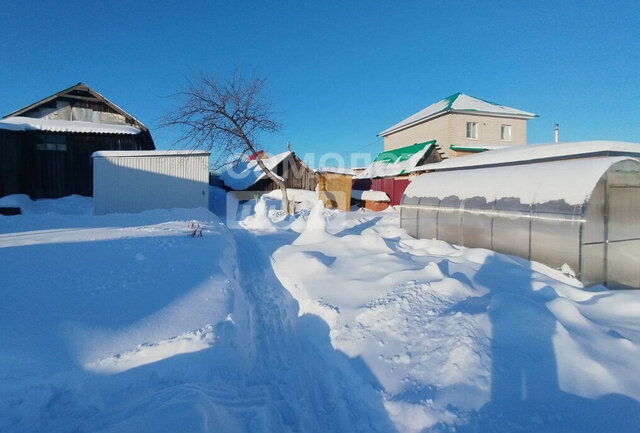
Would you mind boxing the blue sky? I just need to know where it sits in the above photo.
[1,1,638,166]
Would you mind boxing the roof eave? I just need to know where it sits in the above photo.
[378,111,448,137]
[379,109,536,137]
[450,109,538,119]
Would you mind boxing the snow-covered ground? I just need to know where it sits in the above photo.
[1,192,639,432]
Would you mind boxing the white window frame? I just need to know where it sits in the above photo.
[501,124,512,142]
[466,122,478,139]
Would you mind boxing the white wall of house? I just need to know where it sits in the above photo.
[93,151,210,215]
[383,113,528,157]
[383,114,451,152]
[449,113,527,147]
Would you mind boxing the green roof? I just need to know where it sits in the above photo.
[374,140,435,163]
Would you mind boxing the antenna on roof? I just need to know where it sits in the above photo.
[287,141,291,151]
[554,124,559,143]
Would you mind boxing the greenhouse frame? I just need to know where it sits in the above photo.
[401,157,640,289]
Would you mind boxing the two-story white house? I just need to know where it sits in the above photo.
[379,93,537,158]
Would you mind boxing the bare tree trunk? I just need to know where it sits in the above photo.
[237,127,292,215]
[254,157,291,214]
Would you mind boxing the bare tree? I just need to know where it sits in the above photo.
[162,70,292,213]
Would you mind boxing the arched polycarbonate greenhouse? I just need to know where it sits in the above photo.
[401,157,640,289]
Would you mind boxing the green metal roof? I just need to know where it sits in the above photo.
[374,140,435,163]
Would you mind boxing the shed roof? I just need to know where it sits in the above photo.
[220,151,292,190]
[92,150,210,158]
[413,141,640,172]
[379,93,537,137]
[356,140,435,179]
[0,116,142,135]
[405,156,638,206]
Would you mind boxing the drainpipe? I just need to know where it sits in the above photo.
[554,124,559,143]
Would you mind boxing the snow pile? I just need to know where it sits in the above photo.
[263,188,318,208]
[84,324,216,374]
[271,210,640,432]
[240,197,276,231]
[351,189,390,202]
[0,194,92,215]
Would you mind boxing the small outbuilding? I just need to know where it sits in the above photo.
[401,155,640,290]
[316,167,355,211]
[92,150,210,215]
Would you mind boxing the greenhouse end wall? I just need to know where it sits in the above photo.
[400,157,640,289]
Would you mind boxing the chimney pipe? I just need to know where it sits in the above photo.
[554,124,559,143]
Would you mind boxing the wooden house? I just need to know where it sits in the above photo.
[0,83,154,199]
[220,150,316,193]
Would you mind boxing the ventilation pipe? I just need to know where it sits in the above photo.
[554,124,559,143]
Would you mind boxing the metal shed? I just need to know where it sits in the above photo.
[92,150,210,215]
[400,157,640,289]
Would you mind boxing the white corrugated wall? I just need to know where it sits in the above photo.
[93,153,210,215]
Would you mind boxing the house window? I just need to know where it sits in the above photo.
[501,124,512,141]
[466,122,477,139]
[36,134,67,151]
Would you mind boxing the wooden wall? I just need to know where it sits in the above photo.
[317,172,352,211]
[0,130,154,199]
[249,153,317,192]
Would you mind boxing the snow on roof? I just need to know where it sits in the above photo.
[356,140,434,179]
[317,166,356,176]
[220,151,292,190]
[351,189,390,202]
[0,116,142,135]
[413,141,640,172]
[379,93,537,137]
[405,156,638,206]
[92,150,210,158]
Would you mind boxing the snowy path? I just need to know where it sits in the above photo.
[230,229,395,432]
